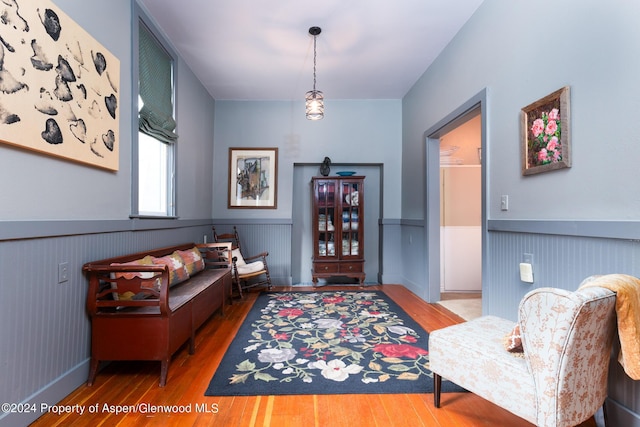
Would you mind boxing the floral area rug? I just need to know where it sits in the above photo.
[205,291,465,396]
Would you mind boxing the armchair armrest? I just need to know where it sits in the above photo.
[518,286,616,427]
[242,251,269,263]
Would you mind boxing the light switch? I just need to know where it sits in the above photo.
[501,195,509,211]
[519,262,534,283]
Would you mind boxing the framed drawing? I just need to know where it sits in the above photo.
[0,0,120,171]
[521,86,570,176]
[228,147,278,209]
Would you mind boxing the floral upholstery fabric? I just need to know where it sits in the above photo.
[429,286,616,427]
[429,316,537,423]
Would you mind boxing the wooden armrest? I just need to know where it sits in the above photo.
[86,266,171,316]
[196,242,233,268]
[243,252,269,262]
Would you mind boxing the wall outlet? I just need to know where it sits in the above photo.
[58,262,69,283]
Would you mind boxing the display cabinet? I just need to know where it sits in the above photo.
[311,176,365,286]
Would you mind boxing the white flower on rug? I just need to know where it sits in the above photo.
[360,309,388,318]
[343,332,366,343]
[243,343,261,353]
[313,318,344,329]
[309,359,363,382]
[257,348,297,363]
[388,325,415,336]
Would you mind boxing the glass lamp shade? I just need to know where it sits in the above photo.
[305,90,324,120]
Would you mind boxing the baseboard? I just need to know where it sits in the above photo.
[0,359,89,427]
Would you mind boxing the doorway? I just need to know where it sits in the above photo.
[423,90,487,307]
[439,113,482,293]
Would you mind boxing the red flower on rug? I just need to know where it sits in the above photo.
[374,343,428,359]
[277,308,304,318]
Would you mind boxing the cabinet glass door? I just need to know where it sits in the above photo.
[340,181,360,257]
[316,181,336,258]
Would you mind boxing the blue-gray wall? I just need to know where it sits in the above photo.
[2,0,639,425]
[401,0,640,424]
[0,0,217,425]
[212,99,402,221]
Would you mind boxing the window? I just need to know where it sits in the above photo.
[134,13,177,217]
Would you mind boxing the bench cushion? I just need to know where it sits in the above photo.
[429,315,536,424]
[152,252,189,287]
[178,246,205,275]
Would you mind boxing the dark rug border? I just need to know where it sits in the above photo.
[205,290,465,396]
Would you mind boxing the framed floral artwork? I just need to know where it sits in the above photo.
[521,86,570,175]
[228,147,278,209]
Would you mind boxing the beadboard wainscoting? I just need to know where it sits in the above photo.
[0,220,215,427]
[485,222,640,426]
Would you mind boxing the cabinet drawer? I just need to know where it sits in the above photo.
[313,263,339,273]
[339,263,363,274]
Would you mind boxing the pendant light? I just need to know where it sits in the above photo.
[305,26,324,120]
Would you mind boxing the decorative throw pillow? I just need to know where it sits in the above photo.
[111,256,155,280]
[152,252,189,287]
[503,324,524,354]
[177,247,205,276]
[110,256,159,299]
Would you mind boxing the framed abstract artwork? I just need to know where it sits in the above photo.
[228,147,278,209]
[0,0,120,171]
[521,86,570,176]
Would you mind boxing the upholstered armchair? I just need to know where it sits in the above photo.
[429,286,617,427]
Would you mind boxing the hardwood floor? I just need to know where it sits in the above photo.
[30,285,597,426]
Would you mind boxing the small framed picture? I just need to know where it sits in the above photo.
[521,86,571,176]
[228,147,278,209]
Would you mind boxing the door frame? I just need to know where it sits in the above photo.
[423,89,488,303]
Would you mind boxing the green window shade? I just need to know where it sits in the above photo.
[138,23,177,143]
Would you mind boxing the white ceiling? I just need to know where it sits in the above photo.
[139,0,484,101]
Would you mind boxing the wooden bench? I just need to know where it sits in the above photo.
[83,242,232,387]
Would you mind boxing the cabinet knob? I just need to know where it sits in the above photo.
[324,266,329,271]
[348,266,353,270]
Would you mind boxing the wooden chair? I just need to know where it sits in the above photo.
[212,226,272,298]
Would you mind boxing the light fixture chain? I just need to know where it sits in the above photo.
[313,34,317,91]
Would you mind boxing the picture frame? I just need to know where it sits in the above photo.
[228,147,278,209]
[521,86,570,176]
